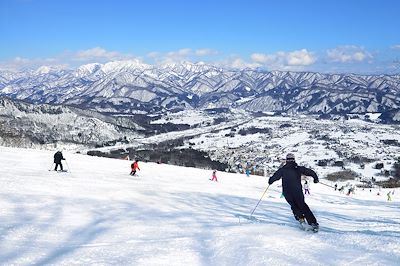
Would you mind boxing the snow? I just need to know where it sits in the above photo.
[150,110,215,126]
[0,146,399,265]
[1,85,14,93]
[101,60,151,74]
[2,63,400,116]
[35,66,51,75]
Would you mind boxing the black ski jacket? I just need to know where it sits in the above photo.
[268,161,319,195]
[54,152,65,163]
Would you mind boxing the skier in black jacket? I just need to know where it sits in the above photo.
[268,153,319,230]
[54,151,65,171]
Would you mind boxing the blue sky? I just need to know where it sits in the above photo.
[1,0,400,73]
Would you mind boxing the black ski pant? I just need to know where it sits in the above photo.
[130,170,136,176]
[54,162,63,171]
[284,192,317,225]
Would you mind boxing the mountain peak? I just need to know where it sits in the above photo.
[35,66,52,74]
[100,59,151,73]
[161,61,216,73]
[76,63,102,74]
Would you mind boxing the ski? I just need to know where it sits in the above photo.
[235,213,319,232]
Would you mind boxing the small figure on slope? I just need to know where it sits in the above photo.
[130,159,140,176]
[387,191,392,201]
[304,180,310,195]
[346,186,354,196]
[268,153,319,232]
[245,168,251,177]
[210,170,218,182]
[54,151,65,171]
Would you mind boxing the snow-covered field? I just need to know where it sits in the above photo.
[0,146,399,265]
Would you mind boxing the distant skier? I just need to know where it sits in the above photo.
[130,159,140,176]
[268,153,319,231]
[334,183,338,191]
[210,170,218,182]
[53,151,65,171]
[387,191,392,201]
[346,186,354,196]
[304,180,310,195]
[245,169,251,177]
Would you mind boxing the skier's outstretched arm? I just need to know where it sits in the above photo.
[268,169,282,185]
[301,167,319,183]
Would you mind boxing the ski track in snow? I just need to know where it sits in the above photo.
[0,146,399,265]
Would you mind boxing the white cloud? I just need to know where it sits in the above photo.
[195,48,218,56]
[250,49,316,71]
[147,51,160,59]
[0,57,30,71]
[0,56,68,71]
[327,45,372,63]
[166,48,192,58]
[148,48,219,65]
[391,44,400,50]
[13,57,31,64]
[0,47,140,71]
[224,57,261,69]
[287,49,316,66]
[74,47,133,61]
[2,46,396,74]
[251,53,275,63]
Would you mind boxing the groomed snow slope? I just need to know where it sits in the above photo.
[0,147,399,265]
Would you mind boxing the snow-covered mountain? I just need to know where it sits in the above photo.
[0,146,399,265]
[1,61,400,115]
[0,97,143,148]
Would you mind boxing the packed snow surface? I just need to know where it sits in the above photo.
[0,147,399,265]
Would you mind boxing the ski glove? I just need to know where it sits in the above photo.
[314,179,319,184]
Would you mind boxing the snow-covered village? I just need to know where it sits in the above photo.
[1,0,400,265]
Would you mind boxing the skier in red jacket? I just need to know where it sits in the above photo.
[130,159,140,176]
[210,170,218,182]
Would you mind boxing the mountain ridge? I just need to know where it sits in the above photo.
[0,96,143,148]
[1,61,399,115]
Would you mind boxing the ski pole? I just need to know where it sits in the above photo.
[250,184,270,217]
[48,162,54,171]
[319,181,334,188]
[65,160,71,173]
